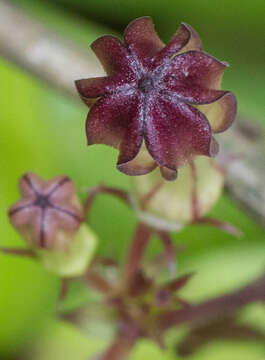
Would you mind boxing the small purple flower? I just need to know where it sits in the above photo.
[8,173,84,250]
[76,17,237,180]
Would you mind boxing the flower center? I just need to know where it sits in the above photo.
[138,76,154,93]
[34,195,51,209]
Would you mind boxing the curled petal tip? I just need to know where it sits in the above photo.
[160,167,178,181]
[198,92,237,134]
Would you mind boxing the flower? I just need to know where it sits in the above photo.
[8,172,97,277]
[76,17,237,181]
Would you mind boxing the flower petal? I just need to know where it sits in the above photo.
[177,23,202,53]
[124,17,164,69]
[197,92,237,133]
[163,84,227,105]
[75,75,136,100]
[117,143,157,176]
[8,199,34,225]
[91,35,133,76]
[154,23,202,67]
[161,51,228,104]
[19,172,43,198]
[42,176,71,197]
[160,166,178,181]
[86,92,144,173]
[144,95,213,171]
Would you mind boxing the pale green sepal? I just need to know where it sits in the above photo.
[38,224,97,277]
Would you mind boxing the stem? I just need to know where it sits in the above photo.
[84,269,113,295]
[58,278,71,302]
[140,182,164,210]
[196,217,242,237]
[126,223,153,280]
[156,230,176,274]
[189,160,199,221]
[99,331,138,360]
[84,185,129,219]
[0,247,36,258]
[158,272,265,331]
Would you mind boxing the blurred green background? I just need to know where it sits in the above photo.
[0,0,264,359]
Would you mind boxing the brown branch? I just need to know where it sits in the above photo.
[84,185,130,220]
[0,1,264,227]
[126,223,153,280]
[0,246,36,258]
[158,271,265,331]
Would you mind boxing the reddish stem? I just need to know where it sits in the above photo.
[126,223,153,280]
[58,278,71,302]
[196,217,242,237]
[156,230,176,274]
[189,160,199,221]
[140,182,164,210]
[158,272,265,331]
[0,247,36,258]
[84,269,114,295]
[84,185,130,219]
[99,321,139,360]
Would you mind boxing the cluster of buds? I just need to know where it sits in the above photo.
[63,256,265,360]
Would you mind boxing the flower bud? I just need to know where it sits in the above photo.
[8,172,97,276]
[39,223,97,277]
[130,157,224,231]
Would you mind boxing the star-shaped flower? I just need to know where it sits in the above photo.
[76,17,237,180]
[8,173,84,250]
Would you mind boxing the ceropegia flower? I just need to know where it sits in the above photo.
[76,17,237,181]
[7,173,97,277]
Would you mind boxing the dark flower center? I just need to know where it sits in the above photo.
[138,76,154,93]
[34,195,51,209]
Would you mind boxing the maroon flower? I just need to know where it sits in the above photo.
[8,173,84,250]
[76,17,237,180]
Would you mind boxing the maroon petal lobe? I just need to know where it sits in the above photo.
[197,92,237,133]
[161,51,228,104]
[124,17,164,69]
[154,23,202,67]
[86,93,144,173]
[75,75,136,100]
[178,23,202,53]
[91,35,133,76]
[144,95,212,171]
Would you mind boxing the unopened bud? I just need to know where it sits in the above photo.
[8,172,97,276]
[130,158,224,231]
